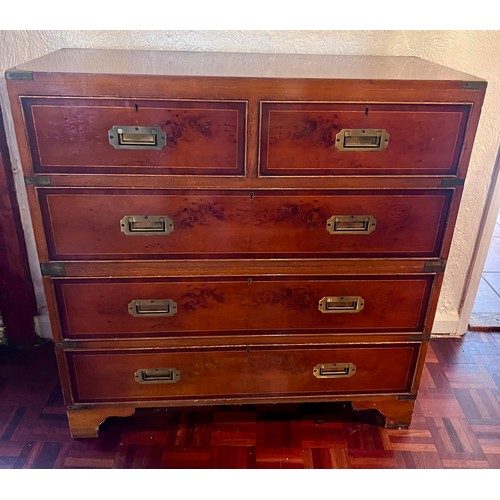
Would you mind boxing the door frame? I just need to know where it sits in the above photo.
[457,145,500,335]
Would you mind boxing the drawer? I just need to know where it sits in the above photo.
[21,97,246,175]
[260,102,470,176]
[54,276,433,339]
[39,188,452,260]
[65,343,420,403]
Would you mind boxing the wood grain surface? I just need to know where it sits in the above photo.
[4,50,488,451]
[23,97,246,175]
[260,102,469,176]
[54,276,433,338]
[39,189,452,260]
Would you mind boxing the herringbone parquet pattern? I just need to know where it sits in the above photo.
[1,333,499,468]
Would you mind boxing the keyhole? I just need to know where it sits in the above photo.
[134,103,139,112]
[365,107,369,116]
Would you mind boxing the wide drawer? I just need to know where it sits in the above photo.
[260,102,470,176]
[21,97,246,175]
[65,343,419,403]
[54,276,433,339]
[39,188,452,260]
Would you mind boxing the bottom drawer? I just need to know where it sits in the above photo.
[66,344,420,403]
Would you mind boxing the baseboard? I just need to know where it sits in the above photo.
[431,311,463,338]
[33,314,53,339]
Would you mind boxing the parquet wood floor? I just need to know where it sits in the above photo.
[1,333,499,469]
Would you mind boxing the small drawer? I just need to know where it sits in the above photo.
[54,275,433,339]
[260,102,470,176]
[65,343,420,403]
[21,97,246,175]
[39,188,452,260]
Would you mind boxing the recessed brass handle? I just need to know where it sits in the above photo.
[134,368,180,384]
[108,125,167,150]
[128,299,177,317]
[120,215,174,236]
[318,296,365,314]
[335,128,390,152]
[326,215,376,235]
[313,362,356,379]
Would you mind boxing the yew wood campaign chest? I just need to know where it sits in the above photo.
[5,49,486,437]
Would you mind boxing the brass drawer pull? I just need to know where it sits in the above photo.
[335,128,390,152]
[313,362,356,379]
[128,299,177,317]
[120,215,174,236]
[134,368,180,384]
[326,215,376,235]
[108,125,167,150]
[318,296,365,313]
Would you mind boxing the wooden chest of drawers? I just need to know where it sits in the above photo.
[5,49,486,438]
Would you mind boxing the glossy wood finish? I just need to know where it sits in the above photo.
[0,333,498,468]
[8,55,486,187]
[40,189,452,260]
[22,97,246,175]
[0,107,37,346]
[260,102,469,176]
[5,49,487,438]
[66,343,419,404]
[54,276,433,339]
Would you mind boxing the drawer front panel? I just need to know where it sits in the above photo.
[40,189,451,260]
[41,190,252,259]
[66,344,419,402]
[260,102,470,175]
[22,97,246,175]
[55,276,433,339]
[249,190,450,258]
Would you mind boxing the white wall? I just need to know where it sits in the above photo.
[1,30,499,337]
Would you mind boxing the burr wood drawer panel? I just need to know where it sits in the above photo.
[21,97,246,175]
[39,189,452,260]
[260,102,470,176]
[54,276,433,339]
[65,343,420,402]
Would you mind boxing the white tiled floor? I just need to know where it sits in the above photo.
[469,210,500,328]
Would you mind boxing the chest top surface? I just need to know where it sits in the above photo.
[6,48,486,83]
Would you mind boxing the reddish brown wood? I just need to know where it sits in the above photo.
[39,188,452,260]
[65,343,419,403]
[260,102,469,176]
[7,54,486,185]
[53,258,442,278]
[22,97,246,175]
[17,174,468,190]
[66,407,136,438]
[351,399,416,429]
[54,332,427,351]
[0,107,37,345]
[4,49,486,438]
[54,276,433,339]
